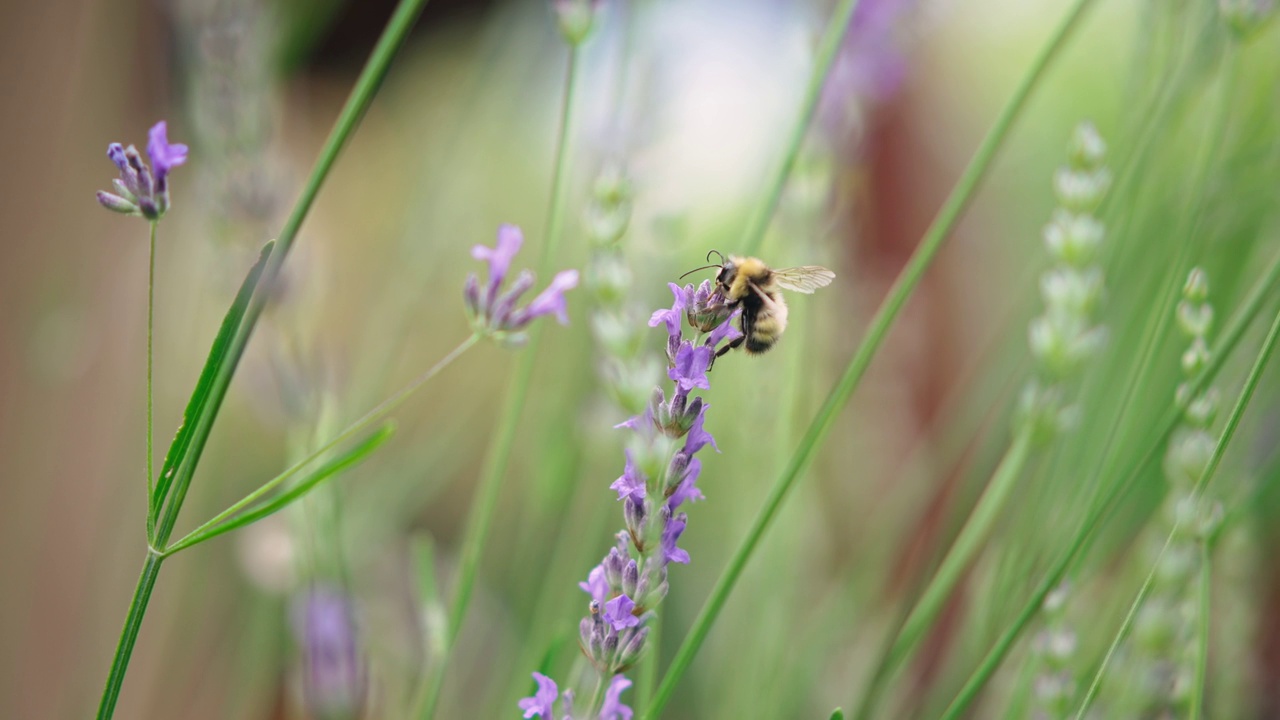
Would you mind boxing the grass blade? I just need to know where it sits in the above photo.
[161,423,395,555]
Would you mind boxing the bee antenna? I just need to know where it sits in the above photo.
[679,264,720,279]
[705,249,725,264]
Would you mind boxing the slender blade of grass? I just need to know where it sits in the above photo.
[161,423,395,555]
[643,1,1097,715]
[148,240,274,536]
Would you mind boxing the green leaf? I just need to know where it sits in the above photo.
[148,241,274,537]
[162,422,395,555]
[829,709,845,720]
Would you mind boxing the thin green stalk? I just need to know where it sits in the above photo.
[1190,540,1212,720]
[634,606,662,714]
[856,426,1034,720]
[739,0,862,257]
[1072,535,1173,719]
[95,554,164,720]
[586,672,607,719]
[417,43,583,720]
[163,334,476,555]
[146,221,157,537]
[643,1,1096,715]
[95,2,430,717]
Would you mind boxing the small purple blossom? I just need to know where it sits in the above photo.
[666,454,704,510]
[464,225,580,344]
[602,595,641,631]
[609,450,646,502]
[97,120,188,220]
[668,343,712,392]
[648,283,688,339]
[599,674,634,720]
[681,403,718,455]
[579,565,610,606]
[662,513,690,565]
[518,672,559,719]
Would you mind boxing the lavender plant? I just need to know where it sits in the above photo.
[517,282,739,718]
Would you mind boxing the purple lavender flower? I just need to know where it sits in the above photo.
[464,225,580,346]
[599,674,634,720]
[609,450,646,501]
[579,564,610,605]
[291,585,366,720]
[602,595,641,631]
[518,672,560,719]
[681,404,718,455]
[661,513,690,565]
[668,343,712,392]
[665,453,704,509]
[97,120,188,220]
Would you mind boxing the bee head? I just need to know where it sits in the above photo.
[679,249,732,286]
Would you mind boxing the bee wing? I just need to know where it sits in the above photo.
[773,266,835,294]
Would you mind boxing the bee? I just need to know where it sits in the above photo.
[682,251,835,358]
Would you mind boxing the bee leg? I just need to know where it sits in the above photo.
[709,335,744,371]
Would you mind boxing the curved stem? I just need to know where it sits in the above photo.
[417,43,583,720]
[643,0,1096,715]
[739,0,863,257]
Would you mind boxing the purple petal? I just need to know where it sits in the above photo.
[599,674,634,720]
[146,121,188,182]
[667,456,704,510]
[667,343,711,392]
[662,514,690,565]
[609,450,647,501]
[518,672,559,718]
[472,224,525,302]
[578,564,610,605]
[519,269,579,326]
[602,595,641,631]
[682,403,717,455]
[705,309,743,348]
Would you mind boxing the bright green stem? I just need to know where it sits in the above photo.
[163,334,475,555]
[95,554,163,720]
[145,221,157,538]
[941,249,1280,719]
[858,427,1034,719]
[1190,541,1212,720]
[95,2,430,717]
[739,0,862,257]
[643,1,1095,715]
[417,43,582,720]
[635,607,662,714]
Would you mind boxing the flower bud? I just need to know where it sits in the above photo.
[1180,337,1210,377]
[1053,167,1111,213]
[1043,210,1104,267]
[1181,387,1219,428]
[588,255,632,306]
[618,626,649,666]
[622,560,640,598]
[1177,301,1213,340]
[1067,121,1107,170]
[1163,428,1215,489]
[1183,267,1210,303]
[552,0,600,45]
[96,191,139,215]
[1040,267,1103,318]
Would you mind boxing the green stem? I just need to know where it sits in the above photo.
[1190,540,1212,720]
[739,0,863,257]
[146,221,157,538]
[163,335,475,555]
[634,608,662,714]
[95,554,164,720]
[856,427,1033,720]
[586,672,607,719]
[417,42,582,720]
[95,2,430,718]
[643,1,1095,715]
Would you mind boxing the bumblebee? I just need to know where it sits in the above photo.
[684,251,835,358]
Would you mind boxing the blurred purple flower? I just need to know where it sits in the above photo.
[97,120,188,220]
[820,0,918,130]
[609,450,647,501]
[662,513,690,565]
[580,564,610,605]
[464,225,580,344]
[518,672,559,719]
[292,585,366,720]
[599,674,634,720]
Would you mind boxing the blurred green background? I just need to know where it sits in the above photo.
[2,0,1279,718]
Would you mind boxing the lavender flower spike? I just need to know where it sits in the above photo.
[97,120,187,220]
[463,224,580,347]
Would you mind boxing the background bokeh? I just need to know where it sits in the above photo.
[2,0,1279,718]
